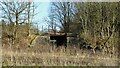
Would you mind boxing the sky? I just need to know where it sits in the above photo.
[33,2,51,31]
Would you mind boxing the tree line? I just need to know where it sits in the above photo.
[47,2,120,53]
[1,2,120,54]
[0,1,39,47]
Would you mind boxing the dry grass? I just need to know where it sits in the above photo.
[2,35,119,66]
[2,43,119,66]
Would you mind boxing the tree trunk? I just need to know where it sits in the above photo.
[27,2,30,36]
[15,12,19,39]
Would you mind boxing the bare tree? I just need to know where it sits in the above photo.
[48,2,75,34]
[0,1,37,63]
[0,1,28,38]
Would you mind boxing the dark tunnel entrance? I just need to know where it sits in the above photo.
[50,34,67,48]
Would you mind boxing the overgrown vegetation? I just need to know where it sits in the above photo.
[1,2,120,66]
[47,2,120,54]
